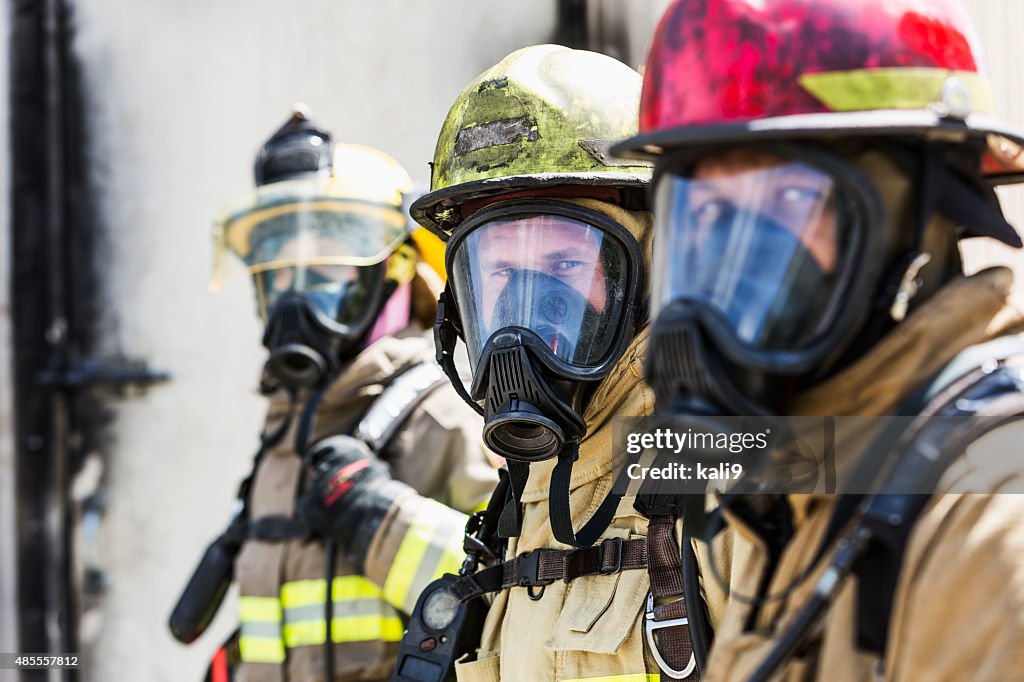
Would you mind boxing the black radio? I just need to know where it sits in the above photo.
[391,572,487,682]
[391,472,507,682]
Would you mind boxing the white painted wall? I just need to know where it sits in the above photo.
[0,2,18,681]
[69,2,554,681]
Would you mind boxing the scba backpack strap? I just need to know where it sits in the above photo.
[746,336,1024,682]
[852,337,1024,657]
[644,514,699,680]
[352,361,449,453]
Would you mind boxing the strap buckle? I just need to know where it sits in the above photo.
[644,592,697,679]
[599,537,624,575]
[516,550,556,588]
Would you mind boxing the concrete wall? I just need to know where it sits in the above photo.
[69,2,554,680]
[0,2,18,680]
[56,1,1024,681]
[961,0,1024,278]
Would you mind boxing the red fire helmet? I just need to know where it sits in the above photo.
[616,0,1024,182]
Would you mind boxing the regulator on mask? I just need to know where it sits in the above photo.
[212,108,416,390]
[435,200,645,463]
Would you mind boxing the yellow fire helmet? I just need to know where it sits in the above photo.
[212,136,446,316]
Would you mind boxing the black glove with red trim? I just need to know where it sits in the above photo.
[297,435,412,570]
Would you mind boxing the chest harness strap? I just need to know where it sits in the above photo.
[450,536,648,602]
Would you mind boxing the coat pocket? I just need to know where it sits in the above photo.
[545,532,649,656]
[454,653,501,682]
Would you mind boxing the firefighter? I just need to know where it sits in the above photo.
[614,0,1024,679]
[353,44,742,682]
[184,107,499,682]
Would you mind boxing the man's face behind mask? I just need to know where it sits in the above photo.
[653,149,855,355]
[252,233,379,330]
[450,213,631,373]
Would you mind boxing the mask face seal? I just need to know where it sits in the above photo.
[437,199,645,463]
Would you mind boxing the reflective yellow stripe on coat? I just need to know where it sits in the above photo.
[383,498,468,613]
[238,596,286,664]
[239,576,404,663]
[280,576,403,647]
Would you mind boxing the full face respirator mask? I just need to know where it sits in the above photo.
[434,200,645,463]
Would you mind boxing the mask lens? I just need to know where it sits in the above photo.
[253,262,383,327]
[653,152,858,352]
[449,212,631,373]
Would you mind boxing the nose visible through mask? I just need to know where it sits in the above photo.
[491,268,601,365]
[691,203,829,351]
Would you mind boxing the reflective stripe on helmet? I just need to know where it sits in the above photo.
[382,499,468,614]
[280,575,403,647]
[238,596,286,664]
[799,67,993,114]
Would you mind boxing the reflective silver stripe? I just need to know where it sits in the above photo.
[240,620,284,639]
[238,595,285,663]
[353,362,446,450]
[281,577,405,646]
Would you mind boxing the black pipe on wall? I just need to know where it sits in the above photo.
[9,0,106,675]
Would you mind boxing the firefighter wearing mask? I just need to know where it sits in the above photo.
[170,107,499,682]
[383,44,744,682]
[614,0,1024,679]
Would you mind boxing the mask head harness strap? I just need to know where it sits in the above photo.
[434,285,484,416]
[857,139,1021,360]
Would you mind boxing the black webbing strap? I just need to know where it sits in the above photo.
[434,287,484,417]
[498,460,530,539]
[459,469,512,575]
[295,382,330,457]
[450,537,647,602]
[242,515,310,542]
[549,441,626,548]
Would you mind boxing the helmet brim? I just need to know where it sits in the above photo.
[410,172,650,239]
[612,110,1024,185]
